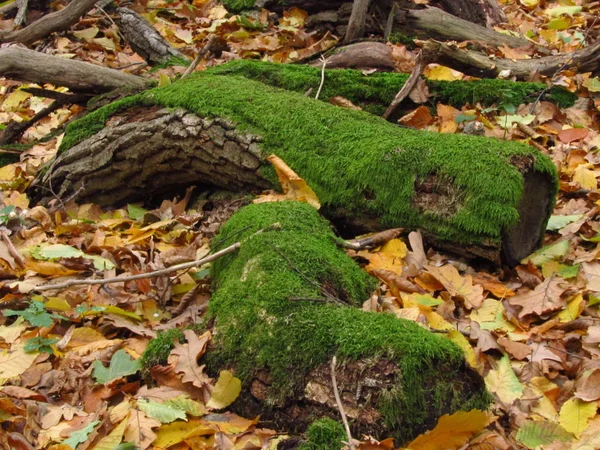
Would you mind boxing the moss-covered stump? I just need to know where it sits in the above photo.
[206,201,491,444]
[206,60,576,115]
[30,71,558,265]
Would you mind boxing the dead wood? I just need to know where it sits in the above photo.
[0,0,97,45]
[116,7,186,65]
[344,0,371,42]
[0,47,151,92]
[422,38,600,80]
[311,41,396,71]
[402,7,544,53]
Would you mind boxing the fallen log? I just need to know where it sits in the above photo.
[0,47,152,93]
[207,60,577,115]
[29,72,558,265]
[202,200,491,443]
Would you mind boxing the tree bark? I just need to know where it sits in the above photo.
[29,72,558,265]
[204,200,490,444]
[116,7,186,65]
[0,47,152,92]
[344,0,371,41]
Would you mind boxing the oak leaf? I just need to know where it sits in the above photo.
[507,276,567,319]
[169,330,212,389]
[426,264,484,309]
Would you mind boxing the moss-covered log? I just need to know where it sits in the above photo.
[206,60,576,116]
[205,201,491,444]
[29,70,558,265]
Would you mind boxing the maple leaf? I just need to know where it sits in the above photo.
[169,330,212,388]
[507,275,567,319]
[425,264,484,310]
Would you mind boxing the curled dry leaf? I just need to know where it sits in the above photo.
[426,264,484,310]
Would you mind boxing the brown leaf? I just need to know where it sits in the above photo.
[408,78,430,104]
[329,96,362,110]
[169,330,212,389]
[507,276,567,319]
[558,127,589,144]
[371,268,425,296]
[426,264,484,310]
[398,106,433,129]
[497,337,531,360]
[575,368,600,402]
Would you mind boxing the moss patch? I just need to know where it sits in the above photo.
[59,70,558,246]
[299,418,346,450]
[141,328,185,369]
[206,60,577,111]
[208,201,491,443]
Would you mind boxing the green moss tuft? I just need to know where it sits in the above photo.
[208,201,491,443]
[205,60,577,111]
[60,68,558,246]
[220,0,256,12]
[150,56,191,71]
[141,328,185,369]
[300,418,346,450]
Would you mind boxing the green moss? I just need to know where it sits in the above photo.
[141,328,185,369]
[0,153,20,167]
[150,55,191,71]
[60,69,558,246]
[208,201,491,443]
[388,32,416,47]
[220,0,256,12]
[205,60,577,111]
[299,418,346,450]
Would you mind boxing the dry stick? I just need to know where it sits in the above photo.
[331,356,356,450]
[182,35,219,79]
[0,230,25,269]
[383,50,425,120]
[14,0,27,26]
[343,228,404,251]
[34,242,240,292]
[314,57,327,100]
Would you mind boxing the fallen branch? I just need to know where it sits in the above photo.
[344,0,370,42]
[33,242,240,292]
[421,38,600,80]
[331,356,357,450]
[0,0,98,45]
[383,50,425,119]
[343,228,404,250]
[0,47,151,92]
[182,34,219,78]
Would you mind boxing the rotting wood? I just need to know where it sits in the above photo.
[344,0,371,42]
[29,73,558,265]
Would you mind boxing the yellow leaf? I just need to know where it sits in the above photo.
[485,354,523,404]
[158,74,171,88]
[573,165,597,190]
[406,410,490,450]
[254,155,320,209]
[362,238,407,276]
[424,64,463,81]
[24,258,81,277]
[447,329,478,368]
[206,370,242,410]
[1,89,31,112]
[557,294,583,322]
[426,264,484,309]
[72,27,99,42]
[91,418,126,450]
[559,398,596,438]
[67,327,106,349]
[44,297,71,312]
[154,420,215,448]
[0,343,38,380]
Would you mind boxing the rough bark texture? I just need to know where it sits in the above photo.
[116,7,186,65]
[0,47,152,93]
[0,0,97,45]
[29,65,558,265]
[344,0,371,41]
[204,201,491,444]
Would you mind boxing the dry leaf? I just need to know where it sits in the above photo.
[426,264,484,310]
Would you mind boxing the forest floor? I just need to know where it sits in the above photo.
[0,0,600,449]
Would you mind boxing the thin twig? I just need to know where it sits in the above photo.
[383,50,424,119]
[0,230,25,269]
[34,242,240,292]
[182,34,218,78]
[343,228,404,250]
[14,0,28,26]
[331,356,357,450]
[315,56,327,100]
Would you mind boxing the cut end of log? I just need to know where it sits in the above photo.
[502,169,555,266]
